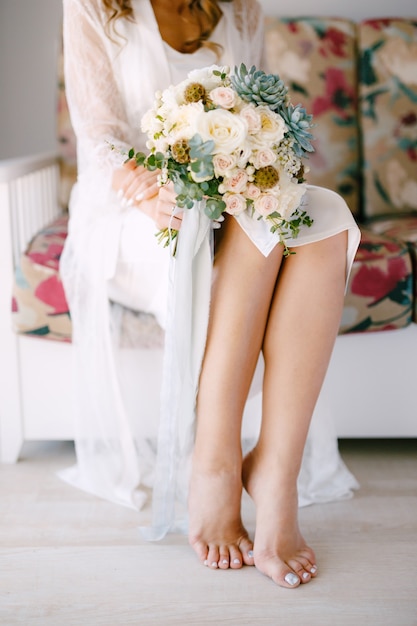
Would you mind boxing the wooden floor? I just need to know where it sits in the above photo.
[1,439,416,626]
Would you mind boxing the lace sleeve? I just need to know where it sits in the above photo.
[232,0,267,69]
[63,0,133,173]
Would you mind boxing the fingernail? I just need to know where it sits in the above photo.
[284,573,300,586]
[211,562,218,568]
[117,189,123,199]
[248,550,254,558]
[135,192,144,202]
[233,558,240,565]
[120,197,127,208]
[212,222,221,230]
[126,198,134,207]
[217,214,225,222]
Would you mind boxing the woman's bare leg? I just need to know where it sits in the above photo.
[188,217,284,570]
[242,231,348,588]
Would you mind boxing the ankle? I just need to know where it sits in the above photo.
[192,450,242,477]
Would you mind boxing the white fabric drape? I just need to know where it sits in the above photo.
[59,0,361,537]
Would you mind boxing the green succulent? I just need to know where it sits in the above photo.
[231,63,288,109]
[280,103,315,157]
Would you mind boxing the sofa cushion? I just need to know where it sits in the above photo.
[366,215,417,322]
[359,18,417,218]
[341,226,413,333]
[13,215,413,341]
[12,215,164,347]
[12,216,71,341]
[265,16,361,216]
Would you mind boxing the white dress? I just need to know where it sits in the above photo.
[60,0,361,538]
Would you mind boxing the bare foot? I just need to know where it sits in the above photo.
[188,462,254,570]
[242,449,317,588]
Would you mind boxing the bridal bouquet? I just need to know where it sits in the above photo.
[130,63,315,256]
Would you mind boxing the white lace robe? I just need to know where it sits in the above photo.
[60,0,360,538]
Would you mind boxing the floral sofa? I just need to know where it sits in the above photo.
[1,16,417,462]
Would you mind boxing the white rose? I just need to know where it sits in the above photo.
[252,148,277,169]
[165,102,204,141]
[277,174,307,219]
[213,153,237,176]
[239,104,262,133]
[141,107,163,136]
[224,192,247,215]
[250,106,286,149]
[210,87,237,109]
[195,109,248,154]
[188,65,229,89]
[162,83,184,107]
[254,193,280,217]
[236,145,252,168]
[223,168,248,193]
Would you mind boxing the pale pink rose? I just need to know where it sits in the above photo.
[239,104,262,133]
[252,149,277,169]
[210,87,237,109]
[223,169,248,193]
[254,193,280,217]
[245,183,261,200]
[213,153,237,176]
[224,192,247,215]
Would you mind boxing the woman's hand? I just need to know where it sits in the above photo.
[112,160,183,230]
[112,159,159,205]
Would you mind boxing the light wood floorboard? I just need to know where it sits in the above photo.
[1,440,416,625]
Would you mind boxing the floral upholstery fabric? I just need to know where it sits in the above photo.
[265,17,360,216]
[359,18,417,217]
[12,216,165,346]
[12,217,71,341]
[341,227,413,333]
[366,215,417,322]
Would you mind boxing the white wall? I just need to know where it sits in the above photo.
[0,0,416,159]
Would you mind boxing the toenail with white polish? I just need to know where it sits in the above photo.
[222,560,228,564]
[310,566,317,574]
[302,572,310,580]
[211,562,218,568]
[284,573,300,586]
[248,550,254,558]
[233,558,241,564]
[204,560,208,566]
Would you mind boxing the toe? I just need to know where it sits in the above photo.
[190,539,208,565]
[282,571,301,588]
[207,545,220,569]
[288,556,314,582]
[239,536,255,566]
[255,554,301,589]
[229,545,243,569]
[218,546,230,569]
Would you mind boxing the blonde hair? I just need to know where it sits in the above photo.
[102,0,232,50]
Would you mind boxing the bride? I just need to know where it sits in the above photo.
[60,0,360,589]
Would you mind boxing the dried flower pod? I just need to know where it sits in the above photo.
[254,165,279,191]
